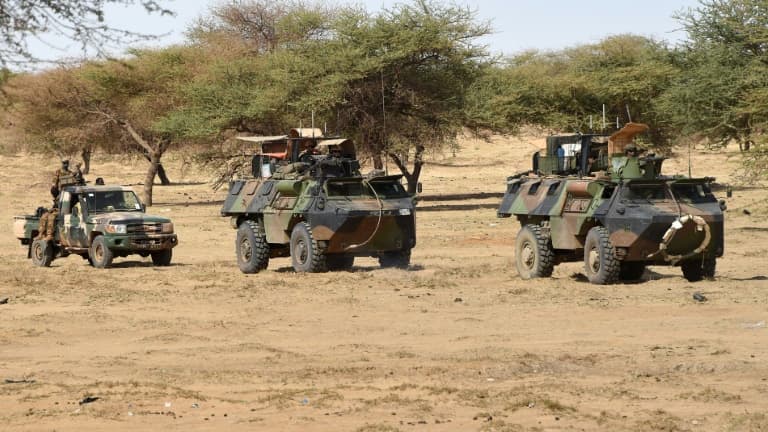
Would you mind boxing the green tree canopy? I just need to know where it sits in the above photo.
[467,35,678,148]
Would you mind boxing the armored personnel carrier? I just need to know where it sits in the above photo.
[221,128,416,273]
[498,123,725,284]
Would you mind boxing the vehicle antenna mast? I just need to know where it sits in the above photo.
[381,67,388,175]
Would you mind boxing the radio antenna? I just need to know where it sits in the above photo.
[381,67,388,175]
[625,105,632,123]
[602,104,606,131]
[688,139,692,177]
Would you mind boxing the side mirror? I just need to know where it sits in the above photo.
[416,182,423,194]
[719,200,727,212]
[141,204,146,212]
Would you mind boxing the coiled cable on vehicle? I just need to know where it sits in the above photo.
[344,179,383,251]
[648,214,711,264]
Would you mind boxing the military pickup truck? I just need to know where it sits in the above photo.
[14,185,178,268]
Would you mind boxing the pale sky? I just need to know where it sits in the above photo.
[27,0,701,64]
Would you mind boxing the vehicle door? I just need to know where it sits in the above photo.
[62,193,88,248]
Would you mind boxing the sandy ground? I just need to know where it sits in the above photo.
[1,135,767,432]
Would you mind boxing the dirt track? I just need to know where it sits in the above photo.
[1,135,767,431]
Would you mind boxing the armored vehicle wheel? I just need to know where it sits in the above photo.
[151,249,173,266]
[290,222,327,273]
[236,220,269,273]
[620,261,646,281]
[681,257,716,282]
[514,225,554,279]
[378,250,411,269]
[89,235,114,268]
[327,254,355,271]
[31,239,54,267]
[584,226,620,285]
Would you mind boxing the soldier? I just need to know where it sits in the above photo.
[625,143,639,157]
[36,200,59,241]
[51,159,74,198]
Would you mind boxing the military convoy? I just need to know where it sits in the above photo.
[14,185,178,268]
[14,122,726,284]
[498,123,725,284]
[220,128,417,273]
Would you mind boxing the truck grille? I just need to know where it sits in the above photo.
[127,223,162,234]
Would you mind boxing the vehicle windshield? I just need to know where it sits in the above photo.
[85,190,143,213]
[369,181,410,199]
[622,184,668,202]
[326,181,373,198]
[671,183,716,204]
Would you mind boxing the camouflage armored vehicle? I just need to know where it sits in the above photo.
[221,128,416,273]
[498,122,725,284]
[14,185,178,268]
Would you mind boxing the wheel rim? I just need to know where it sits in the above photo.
[588,247,600,273]
[94,243,104,262]
[239,237,252,261]
[295,239,308,265]
[520,241,535,270]
[33,243,43,261]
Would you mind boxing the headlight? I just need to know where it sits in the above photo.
[398,208,411,216]
[161,222,174,234]
[105,224,127,234]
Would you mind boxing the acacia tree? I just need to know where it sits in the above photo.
[467,35,678,147]
[165,0,490,193]
[317,0,491,193]
[0,0,172,67]
[6,67,106,172]
[7,47,199,204]
[658,0,768,156]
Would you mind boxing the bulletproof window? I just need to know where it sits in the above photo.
[260,181,273,196]
[672,183,716,204]
[326,181,372,197]
[230,182,243,195]
[546,182,561,195]
[507,182,521,194]
[527,182,541,195]
[622,184,667,202]
[369,181,409,199]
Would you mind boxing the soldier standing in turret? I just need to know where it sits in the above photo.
[51,159,73,198]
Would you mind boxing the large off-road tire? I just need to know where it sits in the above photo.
[236,220,269,274]
[378,250,411,269]
[30,239,54,267]
[514,224,554,279]
[681,257,716,282]
[327,254,355,271]
[584,226,620,285]
[89,235,114,269]
[290,222,327,273]
[620,261,646,281]
[151,249,173,266]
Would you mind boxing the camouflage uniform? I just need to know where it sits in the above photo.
[51,160,74,197]
[36,201,58,241]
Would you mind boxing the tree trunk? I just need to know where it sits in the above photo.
[389,145,425,195]
[141,152,171,185]
[80,148,91,174]
[143,151,161,206]
[158,164,170,185]
[372,154,384,170]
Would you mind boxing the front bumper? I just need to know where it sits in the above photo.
[104,233,178,251]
